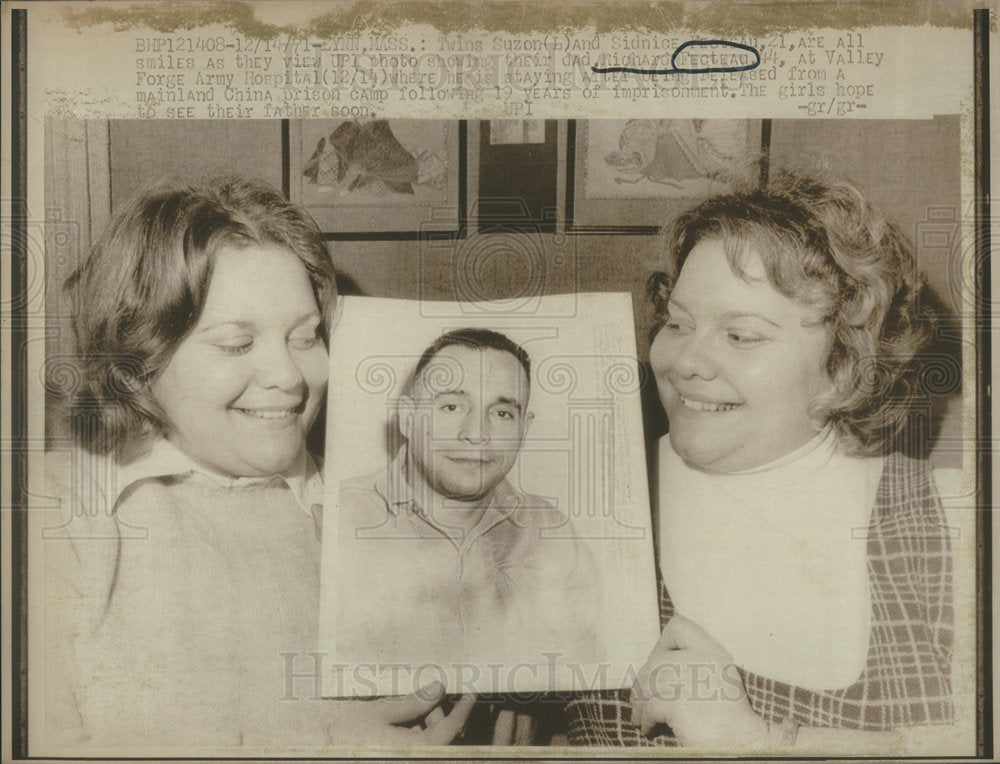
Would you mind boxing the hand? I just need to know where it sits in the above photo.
[631,615,769,748]
[326,681,476,746]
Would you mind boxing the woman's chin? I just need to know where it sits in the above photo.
[668,434,745,473]
[236,446,303,477]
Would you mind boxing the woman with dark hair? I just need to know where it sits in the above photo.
[566,172,953,750]
[42,177,472,752]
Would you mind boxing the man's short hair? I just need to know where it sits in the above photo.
[408,328,531,396]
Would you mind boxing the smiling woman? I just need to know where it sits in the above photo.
[39,177,475,753]
[63,177,339,460]
[567,171,954,751]
[650,237,834,472]
[149,244,328,478]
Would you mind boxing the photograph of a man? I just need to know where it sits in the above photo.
[335,328,596,670]
[399,327,539,521]
[321,294,660,696]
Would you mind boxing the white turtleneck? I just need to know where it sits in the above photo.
[658,427,883,691]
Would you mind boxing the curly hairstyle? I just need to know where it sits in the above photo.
[65,176,338,457]
[648,171,939,456]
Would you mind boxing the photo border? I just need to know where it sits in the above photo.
[972,7,993,756]
[2,3,994,761]
[9,8,29,761]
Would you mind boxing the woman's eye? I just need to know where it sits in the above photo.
[289,333,320,350]
[217,339,253,356]
[728,331,765,347]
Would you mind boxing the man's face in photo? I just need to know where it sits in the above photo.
[403,344,533,503]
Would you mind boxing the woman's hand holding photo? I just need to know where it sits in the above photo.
[631,615,767,747]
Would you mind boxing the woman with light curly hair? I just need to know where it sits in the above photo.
[566,172,953,750]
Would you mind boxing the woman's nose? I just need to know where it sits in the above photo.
[671,334,718,380]
[256,341,305,390]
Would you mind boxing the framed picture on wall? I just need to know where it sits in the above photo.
[566,119,769,234]
[287,119,467,240]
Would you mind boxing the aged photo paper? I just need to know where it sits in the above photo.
[1,0,995,760]
[320,293,658,696]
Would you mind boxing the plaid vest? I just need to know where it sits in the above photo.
[565,451,954,745]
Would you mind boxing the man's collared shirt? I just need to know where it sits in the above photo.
[334,451,596,668]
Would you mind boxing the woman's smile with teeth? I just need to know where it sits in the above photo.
[234,407,297,419]
[679,394,741,412]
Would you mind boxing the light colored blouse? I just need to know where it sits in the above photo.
[40,439,337,755]
[658,428,883,689]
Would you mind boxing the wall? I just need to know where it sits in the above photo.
[770,117,962,312]
[99,117,962,352]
